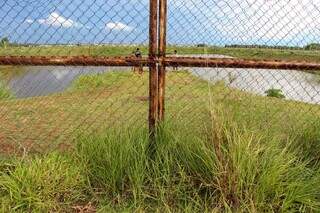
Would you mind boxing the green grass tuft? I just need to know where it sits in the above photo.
[0,82,13,100]
[0,154,86,212]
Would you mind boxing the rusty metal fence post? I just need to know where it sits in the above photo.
[149,0,159,142]
[158,0,167,122]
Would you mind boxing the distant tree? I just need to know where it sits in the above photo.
[225,44,301,50]
[304,43,320,50]
[0,37,9,48]
[196,43,207,47]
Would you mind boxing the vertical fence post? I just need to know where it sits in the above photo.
[158,0,167,121]
[149,0,159,143]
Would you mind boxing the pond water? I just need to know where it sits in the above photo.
[0,65,320,104]
[0,66,128,98]
[191,68,320,104]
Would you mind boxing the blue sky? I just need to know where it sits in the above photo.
[1,0,320,46]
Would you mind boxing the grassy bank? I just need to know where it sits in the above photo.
[0,71,319,153]
[1,45,320,62]
[0,71,320,211]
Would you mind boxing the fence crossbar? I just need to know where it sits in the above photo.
[1,56,320,72]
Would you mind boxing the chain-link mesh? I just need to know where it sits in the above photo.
[1,0,320,155]
[0,0,150,154]
[165,0,320,139]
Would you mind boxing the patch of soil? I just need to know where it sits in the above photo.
[0,140,16,155]
[72,202,96,213]
[136,96,149,102]
[57,142,73,153]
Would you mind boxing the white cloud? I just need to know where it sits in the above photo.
[38,12,80,28]
[24,19,34,24]
[212,0,320,42]
[172,0,320,44]
[106,22,133,31]
[52,70,69,80]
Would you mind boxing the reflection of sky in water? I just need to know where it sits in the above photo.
[191,68,320,104]
[1,65,320,105]
[51,69,69,80]
[0,66,129,98]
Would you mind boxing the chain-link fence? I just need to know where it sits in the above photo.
[165,0,320,142]
[0,0,152,154]
[1,0,320,155]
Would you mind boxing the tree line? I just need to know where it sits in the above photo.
[225,43,320,50]
[2,37,320,50]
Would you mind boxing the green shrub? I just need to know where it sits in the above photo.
[304,43,320,50]
[265,88,285,99]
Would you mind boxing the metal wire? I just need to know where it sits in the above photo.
[0,0,151,154]
[1,0,320,154]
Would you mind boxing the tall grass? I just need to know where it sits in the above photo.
[287,120,320,168]
[75,112,320,211]
[1,116,320,211]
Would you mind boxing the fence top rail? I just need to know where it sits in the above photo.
[0,56,320,72]
[164,57,320,71]
[0,56,149,66]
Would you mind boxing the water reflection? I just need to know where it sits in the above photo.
[0,65,320,105]
[191,68,320,104]
[0,66,129,98]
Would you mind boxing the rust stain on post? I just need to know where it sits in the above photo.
[158,0,167,121]
[149,0,159,143]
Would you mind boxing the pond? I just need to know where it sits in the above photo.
[0,65,320,104]
[0,66,128,98]
[191,68,320,104]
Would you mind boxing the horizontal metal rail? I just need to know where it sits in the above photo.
[1,56,320,71]
[0,56,149,66]
[165,57,320,71]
